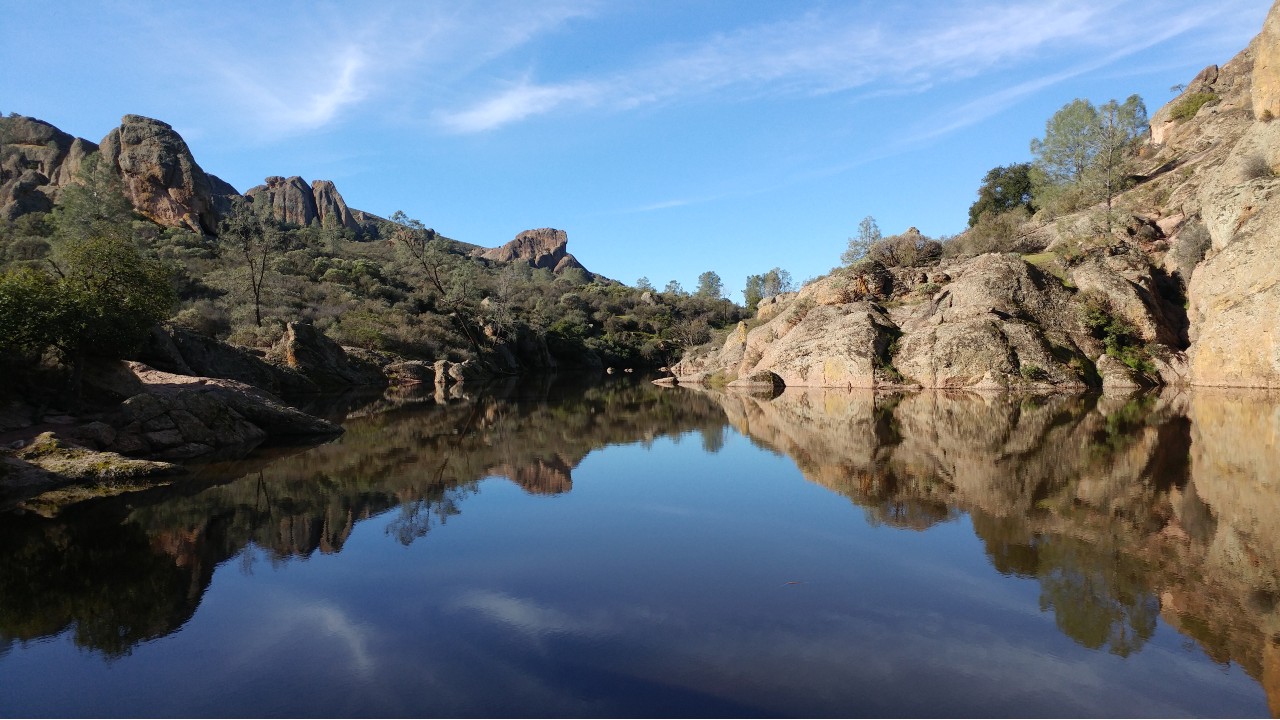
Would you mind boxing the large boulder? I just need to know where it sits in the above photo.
[893,254,1092,389]
[98,115,223,234]
[269,322,388,390]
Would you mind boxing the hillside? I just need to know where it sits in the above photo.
[670,3,1280,391]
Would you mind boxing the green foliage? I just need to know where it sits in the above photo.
[1019,364,1048,381]
[1078,292,1153,374]
[842,215,882,265]
[695,270,723,298]
[866,228,943,267]
[743,267,794,311]
[1030,95,1147,216]
[948,207,1032,258]
[968,163,1035,226]
[1168,92,1217,122]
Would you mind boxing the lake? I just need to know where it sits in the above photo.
[1,378,1276,717]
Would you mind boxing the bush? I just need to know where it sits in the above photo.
[1241,153,1274,181]
[1019,364,1048,381]
[1169,219,1211,283]
[1169,92,1217,122]
[946,207,1032,258]
[867,228,943,267]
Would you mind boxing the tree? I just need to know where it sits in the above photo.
[1090,95,1149,216]
[743,274,765,311]
[635,276,654,292]
[842,215,882,265]
[1030,95,1148,216]
[218,198,282,327]
[761,267,794,298]
[695,270,723,299]
[968,163,1035,226]
[663,279,685,296]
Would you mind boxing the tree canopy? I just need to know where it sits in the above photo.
[1030,95,1147,215]
[968,163,1035,226]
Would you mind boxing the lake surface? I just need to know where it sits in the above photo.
[1,379,1277,717]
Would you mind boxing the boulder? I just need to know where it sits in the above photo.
[894,254,1091,389]
[98,115,222,234]
[384,360,436,385]
[269,322,388,390]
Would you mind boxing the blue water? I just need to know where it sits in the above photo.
[0,384,1272,717]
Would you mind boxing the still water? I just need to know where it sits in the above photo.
[1,379,1277,717]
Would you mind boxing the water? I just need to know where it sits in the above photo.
[1,380,1276,717]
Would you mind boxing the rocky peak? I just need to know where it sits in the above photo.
[98,114,225,234]
[245,175,318,227]
[479,227,590,275]
[310,179,360,232]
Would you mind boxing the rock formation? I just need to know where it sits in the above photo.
[310,179,361,232]
[98,115,229,234]
[0,115,97,220]
[478,227,591,276]
[244,175,318,227]
[269,322,388,390]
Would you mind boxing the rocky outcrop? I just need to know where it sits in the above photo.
[0,114,97,220]
[98,115,226,234]
[479,228,591,276]
[245,175,318,227]
[894,254,1091,389]
[311,179,361,232]
[242,175,368,234]
[673,253,1096,390]
[137,324,319,396]
[269,322,388,390]
[85,361,341,459]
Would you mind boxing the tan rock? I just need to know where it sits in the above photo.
[1252,1,1280,121]
[98,115,223,234]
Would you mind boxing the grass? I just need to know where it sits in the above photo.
[1022,252,1073,287]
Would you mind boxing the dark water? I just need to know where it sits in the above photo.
[1,379,1277,717]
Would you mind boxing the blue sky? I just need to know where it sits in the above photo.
[1,1,1269,301]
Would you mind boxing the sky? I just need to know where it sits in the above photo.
[1,0,1270,301]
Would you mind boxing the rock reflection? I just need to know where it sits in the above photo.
[0,379,729,658]
[705,386,1280,715]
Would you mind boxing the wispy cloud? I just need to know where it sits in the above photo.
[435,0,1260,135]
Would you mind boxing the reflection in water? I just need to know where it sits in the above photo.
[1,379,1278,715]
[0,378,729,659]
[710,386,1280,715]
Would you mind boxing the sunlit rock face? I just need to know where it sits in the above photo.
[99,115,226,234]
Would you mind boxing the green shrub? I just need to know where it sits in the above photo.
[1019,364,1048,381]
[1169,92,1217,122]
